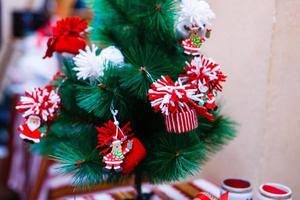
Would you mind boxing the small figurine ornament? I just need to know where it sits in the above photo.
[97,108,146,173]
[181,24,205,55]
[102,137,133,173]
[16,86,60,143]
[18,115,45,143]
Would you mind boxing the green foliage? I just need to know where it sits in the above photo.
[143,132,206,183]
[30,0,237,187]
[198,114,237,155]
[75,65,131,121]
[50,133,104,186]
[119,44,180,100]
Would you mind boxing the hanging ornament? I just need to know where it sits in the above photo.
[181,24,205,55]
[177,0,215,47]
[73,45,124,81]
[16,86,61,121]
[17,115,47,143]
[16,86,60,143]
[203,91,218,110]
[100,46,124,65]
[96,109,146,173]
[148,76,213,133]
[73,44,105,81]
[43,16,88,58]
[180,55,226,109]
[178,0,215,29]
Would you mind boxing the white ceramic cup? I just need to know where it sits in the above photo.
[257,183,292,200]
[220,179,253,200]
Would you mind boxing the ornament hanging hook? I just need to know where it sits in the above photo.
[110,102,126,139]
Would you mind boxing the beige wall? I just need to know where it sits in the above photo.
[201,0,300,197]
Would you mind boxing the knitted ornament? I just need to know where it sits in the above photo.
[148,76,213,133]
[43,16,88,58]
[148,76,192,115]
[16,86,61,122]
[179,0,215,29]
[181,55,226,109]
[96,110,146,173]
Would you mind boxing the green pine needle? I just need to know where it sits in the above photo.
[143,132,206,183]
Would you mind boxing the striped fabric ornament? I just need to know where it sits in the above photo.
[148,76,213,133]
[148,76,194,116]
[16,86,60,122]
[165,108,198,133]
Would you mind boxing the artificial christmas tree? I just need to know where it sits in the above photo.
[16,0,236,199]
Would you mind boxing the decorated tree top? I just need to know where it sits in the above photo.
[16,0,236,197]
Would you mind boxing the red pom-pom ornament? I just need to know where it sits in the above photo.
[43,16,88,58]
[180,55,226,109]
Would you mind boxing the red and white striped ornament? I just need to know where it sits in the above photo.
[148,76,213,133]
[180,55,226,109]
[165,108,198,133]
[181,55,226,92]
[16,86,61,122]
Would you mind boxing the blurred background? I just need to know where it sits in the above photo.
[0,0,299,199]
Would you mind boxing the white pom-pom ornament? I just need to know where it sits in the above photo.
[73,45,124,81]
[179,0,215,28]
[100,46,124,65]
[73,44,104,80]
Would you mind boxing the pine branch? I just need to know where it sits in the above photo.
[199,114,237,155]
[119,43,182,100]
[143,132,206,183]
[75,66,130,120]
